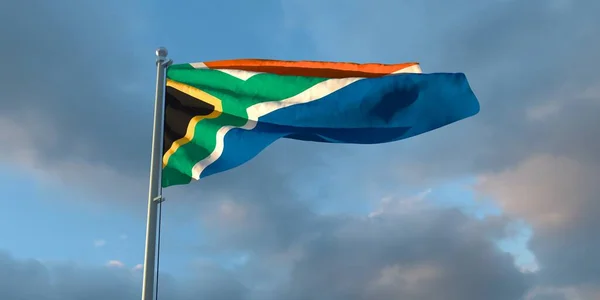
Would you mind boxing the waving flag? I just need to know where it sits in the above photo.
[161,59,479,187]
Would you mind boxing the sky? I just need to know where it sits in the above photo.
[0,0,599,299]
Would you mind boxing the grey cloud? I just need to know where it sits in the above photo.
[478,155,600,290]
[445,1,600,296]
[183,177,535,300]
[0,193,534,300]
[417,0,600,175]
[526,285,600,300]
[0,0,337,202]
[446,1,600,295]
[279,0,600,297]
[278,210,531,300]
[3,0,598,192]
[280,0,600,181]
[3,0,600,299]
[0,251,249,300]
[0,252,138,300]
[0,0,156,186]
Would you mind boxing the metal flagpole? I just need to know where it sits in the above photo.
[141,47,172,300]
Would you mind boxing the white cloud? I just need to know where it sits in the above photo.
[476,154,596,229]
[368,189,432,218]
[93,239,107,247]
[526,101,562,121]
[525,285,600,300]
[369,263,441,291]
[106,260,125,268]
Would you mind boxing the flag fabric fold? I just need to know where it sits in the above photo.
[161,59,479,187]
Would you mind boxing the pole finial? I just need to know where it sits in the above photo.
[156,47,168,62]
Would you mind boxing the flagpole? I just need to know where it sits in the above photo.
[141,47,172,300]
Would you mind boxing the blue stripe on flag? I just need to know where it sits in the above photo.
[201,72,479,178]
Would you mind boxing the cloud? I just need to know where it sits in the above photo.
[0,0,154,198]
[107,260,125,268]
[1,0,597,197]
[368,188,432,218]
[0,251,248,300]
[133,264,144,271]
[3,0,600,299]
[266,0,600,298]
[274,203,531,300]
[0,192,533,300]
[274,2,600,296]
[526,285,600,300]
[181,186,534,300]
[0,251,139,300]
[476,154,600,293]
[278,0,600,183]
[0,0,337,207]
[93,239,107,248]
[476,155,598,230]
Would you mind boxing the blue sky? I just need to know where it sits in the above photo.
[1,0,599,299]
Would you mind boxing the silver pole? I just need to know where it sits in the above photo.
[141,47,171,300]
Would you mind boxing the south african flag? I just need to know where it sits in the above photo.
[161,59,479,187]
